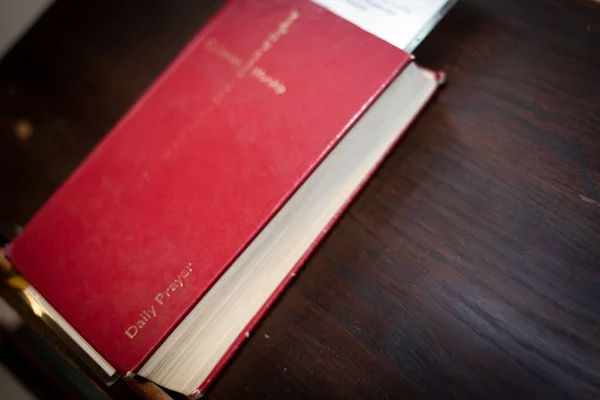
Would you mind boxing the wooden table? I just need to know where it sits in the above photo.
[1,0,599,399]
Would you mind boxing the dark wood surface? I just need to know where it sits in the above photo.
[1,0,599,399]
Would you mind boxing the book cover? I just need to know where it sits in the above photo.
[6,0,412,375]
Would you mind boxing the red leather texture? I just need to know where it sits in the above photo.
[8,0,410,373]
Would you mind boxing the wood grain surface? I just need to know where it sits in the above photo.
[1,0,599,399]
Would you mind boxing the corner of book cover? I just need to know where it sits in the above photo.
[436,71,447,86]
[188,388,204,399]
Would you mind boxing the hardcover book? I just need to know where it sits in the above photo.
[5,0,453,397]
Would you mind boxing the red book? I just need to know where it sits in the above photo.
[6,0,446,396]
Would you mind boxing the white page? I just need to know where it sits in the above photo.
[311,0,455,52]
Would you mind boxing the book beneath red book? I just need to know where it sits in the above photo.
[6,0,448,396]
